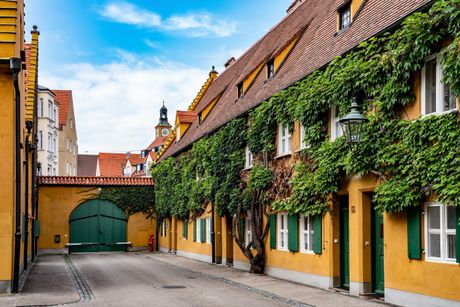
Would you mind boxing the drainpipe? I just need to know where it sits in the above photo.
[211,203,215,264]
[23,121,33,271]
[11,57,22,293]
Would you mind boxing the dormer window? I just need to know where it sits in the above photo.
[339,3,351,30]
[237,82,244,99]
[267,59,275,79]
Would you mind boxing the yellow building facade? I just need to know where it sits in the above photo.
[0,0,40,293]
[155,1,460,306]
[37,178,156,253]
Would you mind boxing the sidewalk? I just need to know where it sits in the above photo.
[0,255,80,307]
[144,252,387,307]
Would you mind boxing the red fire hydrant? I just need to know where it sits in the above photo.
[148,233,154,252]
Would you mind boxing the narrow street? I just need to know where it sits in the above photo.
[0,253,384,307]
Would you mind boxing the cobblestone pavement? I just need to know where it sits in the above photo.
[0,252,387,307]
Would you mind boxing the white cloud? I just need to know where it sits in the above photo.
[100,1,161,27]
[42,54,208,153]
[99,1,237,37]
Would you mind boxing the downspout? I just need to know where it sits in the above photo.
[11,57,22,293]
[211,203,215,264]
[23,121,33,270]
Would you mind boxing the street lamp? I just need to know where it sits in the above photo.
[338,97,368,149]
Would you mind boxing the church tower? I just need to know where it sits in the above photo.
[155,101,172,138]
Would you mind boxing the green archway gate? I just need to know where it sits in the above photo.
[69,199,127,253]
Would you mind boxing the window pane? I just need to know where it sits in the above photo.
[425,59,437,114]
[443,85,457,112]
[429,233,441,257]
[304,233,308,250]
[303,217,308,231]
[447,206,456,230]
[447,234,456,259]
[428,206,440,229]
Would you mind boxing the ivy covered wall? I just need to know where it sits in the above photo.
[153,0,460,218]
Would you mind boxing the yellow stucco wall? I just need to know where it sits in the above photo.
[0,0,26,289]
[385,211,460,302]
[38,186,154,250]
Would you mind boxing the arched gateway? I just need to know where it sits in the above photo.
[69,199,127,253]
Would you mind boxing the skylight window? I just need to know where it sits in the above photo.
[339,3,351,30]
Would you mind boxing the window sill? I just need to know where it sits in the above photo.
[300,250,315,255]
[242,166,253,171]
[274,153,292,159]
[424,258,458,265]
[276,247,289,252]
[421,108,459,118]
[295,147,310,153]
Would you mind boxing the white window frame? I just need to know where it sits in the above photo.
[299,214,314,253]
[330,106,343,141]
[48,101,52,119]
[245,146,253,169]
[206,217,212,244]
[299,125,310,150]
[424,202,457,263]
[38,131,43,150]
[196,218,201,242]
[245,216,253,247]
[277,124,292,156]
[421,54,458,116]
[277,212,289,251]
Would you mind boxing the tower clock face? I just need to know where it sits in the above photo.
[161,128,169,136]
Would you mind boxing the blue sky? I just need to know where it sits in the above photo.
[25,0,291,153]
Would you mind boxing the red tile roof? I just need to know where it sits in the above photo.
[98,153,127,177]
[159,0,431,161]
[147,136,167,151]
[53,90,73,128]
[39,176,153,186]
[176,111,198,124]
[77,154,98,177]
[127,153,144,166]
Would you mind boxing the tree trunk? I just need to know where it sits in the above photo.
[232,190,270,274]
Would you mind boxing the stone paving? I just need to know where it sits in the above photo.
[0,252,389,307]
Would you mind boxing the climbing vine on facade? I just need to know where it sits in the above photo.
[150,0,460,273]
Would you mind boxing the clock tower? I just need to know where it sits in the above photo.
[155,101,172,138]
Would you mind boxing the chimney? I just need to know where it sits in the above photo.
[287,0,305,14]
[224,57,236,69]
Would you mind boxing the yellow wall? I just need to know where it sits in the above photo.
[127,212,155,248]
[242,63,264,93]
[38,186,154,250]
[200,96,219,121]
[0,0,26,290]
[273,36,299,73]
[385,211,460,302]
[233,213,334,279]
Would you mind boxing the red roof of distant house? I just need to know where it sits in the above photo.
[147,136,167,151]
[176,111,198,124]
[53,90,73,128]
[78,154,98,177]
[39,176,153,186]
[98,153,127,177]
[127,153,144,166]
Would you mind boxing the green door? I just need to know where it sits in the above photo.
[340,196,349,289]
[372,208,385,294]
[69,200,127,253]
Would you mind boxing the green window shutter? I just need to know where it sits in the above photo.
[270,214,277,249]
[456,206,460,264]
[240,219,245,240]
[193,219,197,242]
[35,220,40,238]
[183,220,188,239]
[288,214,299,252]
[313,214,322,254]
[200,218,206,243]
[407,206,421,260]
